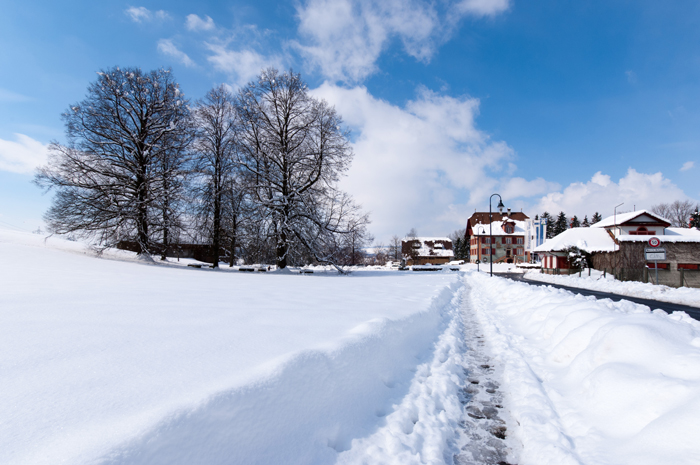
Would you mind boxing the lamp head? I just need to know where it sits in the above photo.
[497,199,505,214]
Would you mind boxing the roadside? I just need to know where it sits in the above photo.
[497,272,700,321]
[523,269,700,308]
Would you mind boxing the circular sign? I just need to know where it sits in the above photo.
[648,237,661,247]
[475,259,480,264]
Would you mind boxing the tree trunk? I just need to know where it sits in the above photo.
[277,230,288,269]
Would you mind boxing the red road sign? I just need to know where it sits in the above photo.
[648,237,661,247]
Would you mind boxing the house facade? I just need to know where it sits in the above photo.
[465,209,529,264]
[401,237,454,265]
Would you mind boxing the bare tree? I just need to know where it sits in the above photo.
[35,67,191,255]
[651,200,696,228]
[234,68,369,271]
[389,235,401,261]
[191,85,239,268]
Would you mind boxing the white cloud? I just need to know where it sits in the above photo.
[311,83,514,240]
[456,0,510,16]
[186,14,215,32]
[533,169,691,218]
[205,42,284,87]
[125,6,170,23]
[0,134,48,174]
[157,39,196,67]
[681,161,694,172]
[293,0,510,82]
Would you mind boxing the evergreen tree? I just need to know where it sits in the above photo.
[570,215,581,228]
[582,215,590,227]
[690,207,700,230]
[553,211,568,236]
[592,212,602,224]
[535,214,539,220]
[541,211,554,238]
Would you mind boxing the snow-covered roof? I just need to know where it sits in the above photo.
[470,220,526,237]
[618,227,700,243]
[591,209,671,228]
[534,228,616,253]
[402,237,453,257]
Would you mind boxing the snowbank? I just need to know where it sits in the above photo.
[0,229,461,465]
[525,269,700,308]
[467,271,700,465]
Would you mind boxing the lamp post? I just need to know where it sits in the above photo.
[613,202,624,278]
[490,193,505,277]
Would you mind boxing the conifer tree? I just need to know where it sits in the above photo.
[553,211,568,236]
[541,211,554,238]
[592,212,602,224]
[571,215,581,228]
[582,215,590,227]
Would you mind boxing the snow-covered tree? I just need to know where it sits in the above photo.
[234,69,369,270]
[582,215,590,227]
[191,85,241,268]
[570,215,581,228]
[690,207,700,230]
[35,67,192,255]
[591,212,602,224]
[563,246,592,269]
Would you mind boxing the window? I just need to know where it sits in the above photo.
[630,227,656,236]
[505,225,514,233]
[483,237,491,244]
[678,264,699,270]
[647,262,668,269]
[481,248,489,255]
[517,237,523,244]
[506,237,512,244]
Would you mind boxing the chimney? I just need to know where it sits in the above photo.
[506,208,511,217]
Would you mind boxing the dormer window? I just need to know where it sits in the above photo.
[504,225,514,234]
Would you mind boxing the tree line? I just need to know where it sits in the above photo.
[35,67,370,270]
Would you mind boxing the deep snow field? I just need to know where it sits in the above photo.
[525,268,700,307]
[3,228,700,465]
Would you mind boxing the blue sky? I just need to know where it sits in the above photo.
[1,0,698,241]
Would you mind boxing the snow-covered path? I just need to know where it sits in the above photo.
[467,272,700,465]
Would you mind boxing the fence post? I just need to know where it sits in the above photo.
[603,269,606,278]
[588,267,591,277]
[643,267,648,284]
[680,268,685,288]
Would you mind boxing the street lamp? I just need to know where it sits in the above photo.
[490,193,505,277]
[613,202,624,277]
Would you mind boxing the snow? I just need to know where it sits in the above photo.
[618,227,700,243]
[524,269,700,308]
[0,228,461,465]
[404,237,455,258]
[591,209,670,228]
[470,219,526,237]
[4,227,700,465]
[534,227,616,253]
[466,271,700,465]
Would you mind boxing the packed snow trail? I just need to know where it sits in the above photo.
[465,270,700,465]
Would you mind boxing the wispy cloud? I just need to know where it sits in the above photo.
[0,134,48,174]
[205,41,284,87]
[157,39,196,67]
[125,6,170,23]
[681,161,695,172]
[0,88,31,102]
[186,14,215,32]
[625,70,637,84]
[293,0,510,83]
